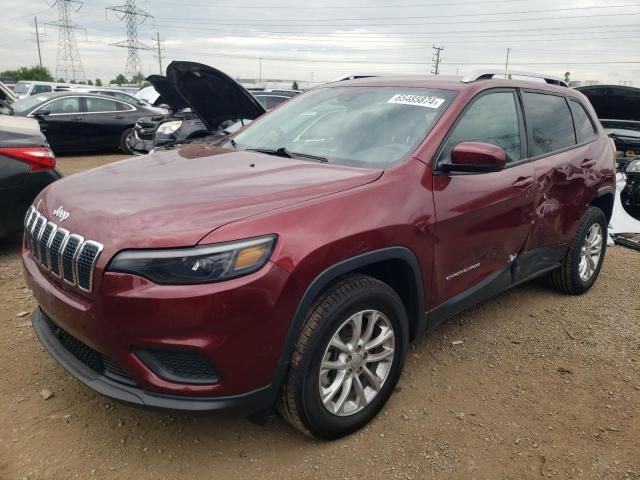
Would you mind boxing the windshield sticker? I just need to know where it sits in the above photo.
[387,94,445,109]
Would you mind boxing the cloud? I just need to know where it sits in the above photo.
[0,0,638,85]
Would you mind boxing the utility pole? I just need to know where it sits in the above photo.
[46,0,86,82]
[505,48,511,76]
[154,32,164,74]
[34,17,43,68]
[259,57,262,87]
[431,45,444,75]
[106,0,154,80]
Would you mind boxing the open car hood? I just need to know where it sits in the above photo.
[577,85,640,123]
[0,81,16,103]
[145,74,188,110]
[166,61,266,131]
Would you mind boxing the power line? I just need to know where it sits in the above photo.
[162,49,640,66]
[151,22,640,42]
[159,4,640,24]
[153,10,640,27]
[142,0,533,9]
[106,0,154,78]
[46,0,86,82]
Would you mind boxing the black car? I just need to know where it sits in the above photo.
[9,92,161,154]
[0,115,60,239]
[129,63,267,154]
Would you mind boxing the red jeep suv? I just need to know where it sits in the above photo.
[23,70,615,439]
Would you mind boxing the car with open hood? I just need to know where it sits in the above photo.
[578,85,640,246]
[23,70,615,440]
[577,85,640,157]
[0,80,17,115]
[129,63,266,155]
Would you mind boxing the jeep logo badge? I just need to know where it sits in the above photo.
[53,206,70,222]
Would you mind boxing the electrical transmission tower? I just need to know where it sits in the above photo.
[106,0,153,80]
[47,0,86,82]
[431,45,444,76]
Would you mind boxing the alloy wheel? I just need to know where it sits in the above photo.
[578,223,603,282]
[319,309,395,417]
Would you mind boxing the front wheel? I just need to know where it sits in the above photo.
[120,128,134,154]
[277,275,408,439]
[550,206,607,294]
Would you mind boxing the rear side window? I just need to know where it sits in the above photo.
[522,92,576,156]
[568,99,597,143]
[441,91,522,163]
[85,97,119,113]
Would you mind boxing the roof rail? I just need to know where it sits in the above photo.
[461,70,568,87]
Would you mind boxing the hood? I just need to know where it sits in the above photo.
[145,74,188,110]
[166,61,266,131]
[0,81,16,104]
[577,85,640,122]
[36,144,382,252]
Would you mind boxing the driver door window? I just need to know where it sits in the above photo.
[441,91,522,164]
[44,97,81,115]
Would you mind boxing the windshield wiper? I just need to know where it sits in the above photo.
[246,147,293,158]
[609,133,640,142]
[245,147,328,163]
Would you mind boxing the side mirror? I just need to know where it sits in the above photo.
[33,109,51,119]
[446,142,507,173]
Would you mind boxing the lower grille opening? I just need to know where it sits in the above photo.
[43,314,136,386]
[135,349,220,385]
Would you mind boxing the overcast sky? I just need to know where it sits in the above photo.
[1,0,639,86]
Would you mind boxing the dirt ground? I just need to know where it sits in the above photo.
[0,154,639,480]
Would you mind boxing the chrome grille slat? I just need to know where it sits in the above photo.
[24,206,103,292]
[49,228,69,277]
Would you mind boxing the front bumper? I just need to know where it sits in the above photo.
[23,247,304,413]
[129,129,154,155]
[32,308,273,413]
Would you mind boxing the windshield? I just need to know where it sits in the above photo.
[14,82,32,94]
[228,86,455,169]
[12,94,51,113]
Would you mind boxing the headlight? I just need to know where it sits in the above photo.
[626,159,640,173]
[156,120,183,135]
[108,235,276,284]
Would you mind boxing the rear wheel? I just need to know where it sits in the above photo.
[120,128,134,154]
[551,206,607,294]
[277,275,408,439]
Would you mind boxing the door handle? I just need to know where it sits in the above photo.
[513,176,535,189]
[581,158,596,168]
[114,115,124,119]
[72,116,83,121]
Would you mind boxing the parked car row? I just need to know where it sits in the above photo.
[3,64,299,156]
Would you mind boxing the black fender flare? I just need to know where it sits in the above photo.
[266,246,425,403]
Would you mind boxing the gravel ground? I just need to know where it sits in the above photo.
[0,154,639,480]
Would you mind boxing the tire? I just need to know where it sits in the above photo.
[550,206,607,294]
[277,274,409,439]
[120,128,134,154]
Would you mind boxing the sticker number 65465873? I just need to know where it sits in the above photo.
[387,94,445,109]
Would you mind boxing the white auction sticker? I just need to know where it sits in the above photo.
[387,94,445,109]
